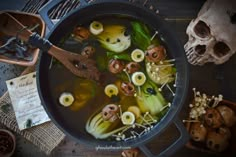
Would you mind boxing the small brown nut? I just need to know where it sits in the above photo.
[204,108,224,128]
[125,62,140,74]
[81,46,95,58]
[72,26,90,41]
[145,45,166,62]
[108,59,125,74]
[190,122,207,142]
[121,148,139,157]
[206,127,231,152]
[216,105,236,127]
[120,82,135,96]
[102,104,119,122]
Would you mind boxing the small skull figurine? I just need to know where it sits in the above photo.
[121,148,139,157]
[204,108,224,128]
[102,104,119,122]
[125,62,140,74]
[120,82,135,96]
[81,46,95,58]
[145,45,166,62]
[184,0,236,65]
[206,127,231,152]
[72,26,90,42]
[108,59,125,74]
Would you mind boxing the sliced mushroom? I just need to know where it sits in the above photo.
[81,46,95,58]
[216,105,236,127]
[102,104,119,122]
[145,45,166,63]
[121,148,139,157]
[206,127,231,152]
[120,82,135,96]
[190,122,207,142]
[125,62,140,74]
[204,108,224,128]
[108,59,125,74]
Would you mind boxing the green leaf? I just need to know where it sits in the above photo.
[130,21,152,50]
[106,51,132,61]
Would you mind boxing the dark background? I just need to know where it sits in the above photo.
[1,0,235,156]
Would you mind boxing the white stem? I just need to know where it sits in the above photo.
[123,69,131,83]
[150,31,158,41]
[166,84,175,96]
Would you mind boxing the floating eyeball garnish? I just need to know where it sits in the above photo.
[59,92,74,107]
[121,111,136,125]
[131,49,145,62]
[104,84,119,97]
[89,21,104,35]
[131,72,146,86]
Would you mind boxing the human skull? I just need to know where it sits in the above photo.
[184,0,236,65]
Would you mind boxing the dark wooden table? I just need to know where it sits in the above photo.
[1,0,235,156]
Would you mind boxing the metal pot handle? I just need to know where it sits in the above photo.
[139,118,190,157]
[38,0,89,30]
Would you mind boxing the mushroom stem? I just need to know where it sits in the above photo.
[123,69,132,82]
[158,78,170,91]
[160,102,171,112]
[166,84,175,96]
[182,119,200,123]
[150,31,158,41]
[155,64,174,68]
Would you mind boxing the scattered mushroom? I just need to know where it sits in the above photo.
[206,127,231,152]
[204,108,224,128]
[120,82,136,96]
[81,46,95,58]
[72,26,90,42]
[121,148,139,157]
[102,104,119,122]
[145,45,166,62]
[190,122,208,142]
[125,62,140,74]
[216,105,236,127]
[108,59,125,74]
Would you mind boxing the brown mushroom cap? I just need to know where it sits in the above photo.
[190,122,208,142]
[204,108,224,128]
[120,82,135,96]
[145,45,166,63]
[216,105,236,127]
[206,127,231,152]
[108,59,125,74]
[102,104,119,122]
[125,62,140,74]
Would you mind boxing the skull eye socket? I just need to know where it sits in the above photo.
[213,42,230,57]
[195,45,206,55]
[194,21,210,38]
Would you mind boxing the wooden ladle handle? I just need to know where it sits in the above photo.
[0,12,100,80]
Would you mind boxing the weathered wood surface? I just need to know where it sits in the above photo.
[1,0,236,156]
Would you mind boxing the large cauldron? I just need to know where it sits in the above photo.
[38,0,189,156]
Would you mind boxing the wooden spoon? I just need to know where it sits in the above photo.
[0,12,100,80]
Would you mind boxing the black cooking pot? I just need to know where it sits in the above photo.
[38,0,189,156]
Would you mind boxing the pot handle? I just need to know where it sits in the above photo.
[39,0,88,30]
[139,118,189,157]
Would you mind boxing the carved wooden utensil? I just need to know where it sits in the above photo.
[0,12,100,80]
